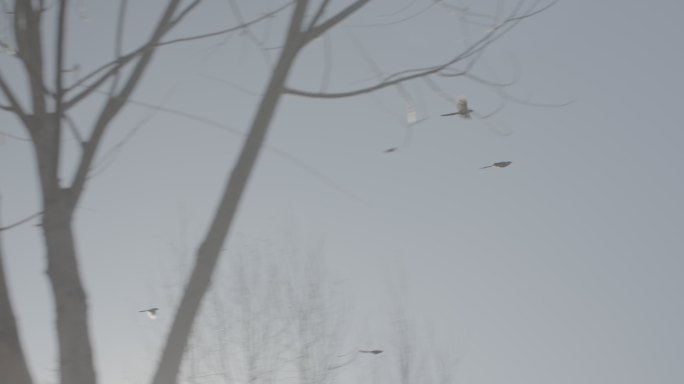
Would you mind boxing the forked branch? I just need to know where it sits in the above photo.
[286,0,557,99]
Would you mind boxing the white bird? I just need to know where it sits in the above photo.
[407,109,417,125]
[440,97,473,119]
[139,308,159,319]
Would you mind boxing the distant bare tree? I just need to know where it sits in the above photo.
[288,251,351,384]
[384,313,459,384]
[176,238,457,384]
[201,241,289,384]
[176,239,350,384]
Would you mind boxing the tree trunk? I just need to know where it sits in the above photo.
[0,225,34,384]
[42,192,97,384]
[150,31,303,384]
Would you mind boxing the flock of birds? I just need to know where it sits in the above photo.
[137,99,510,330]
[385,97,512,171]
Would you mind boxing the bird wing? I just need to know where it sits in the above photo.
[456,97,468,113]
[441,112,458,116]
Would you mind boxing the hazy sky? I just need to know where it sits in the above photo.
[1,1,683,383]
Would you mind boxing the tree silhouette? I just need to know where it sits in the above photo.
[0,1,557,383]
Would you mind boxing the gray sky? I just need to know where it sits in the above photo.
[1,1,683,383]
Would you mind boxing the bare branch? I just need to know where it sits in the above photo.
[89,85,363,201]
[62,113,85,145]
[0,211,41,231]
[169,0,201,27]
[55,0,68,98]
[89,87,177,179]
[14,1,47,115]
[307,0,331,30]
[227,0,273,67]
[463,72,516,87]
[0,2,17,55]
[61,45,134,103]
[62,1,292,111]
[303,0,370,42]
[158,2,293,47]
[490,87,575,108]
[62,0,200,110]
[348,0,437,29]
[462,60,574,109]
[346,28,414,107]
[285,67,437,99]
[201,74,262,97]
[0,72,27,119]
[285,0,309,47]
[107,0,128,97]
[345,28,425,151]
[287,0,555,99]
[62,50,140,110]
[378,0,420,18]
[0,195,34,384]
[0,130,31,142]
[69,0,187,204]
[50,0,69,194]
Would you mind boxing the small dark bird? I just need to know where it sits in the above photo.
[441,97,473,119]
[139,308,159,319]
[383,147,398,153]
[480,161,512,169]
[359,350,383,354]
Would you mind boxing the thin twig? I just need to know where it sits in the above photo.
[286,0,557,99]
[84,89,364,202]
[0,211,42,231]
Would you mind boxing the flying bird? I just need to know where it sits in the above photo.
[480,161,512,169]
[383,147,398,153]
[441,97,473,119]
[139,308,159,319]
[359,350,383,355]
[407,109,418,125]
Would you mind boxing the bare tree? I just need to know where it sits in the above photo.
[385,305,459,384]
[0,1,282,383]
[287,250,351,384]
[176,238,349,384]
[155,1,556,382]
[198,240,290,384]
[177,237,456,384]
[0,1,556,383]
[0,197,33,384]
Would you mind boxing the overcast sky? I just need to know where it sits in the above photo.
[1,1,683,383]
